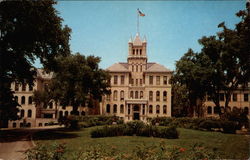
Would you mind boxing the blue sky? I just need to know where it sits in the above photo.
[36,1,245,70]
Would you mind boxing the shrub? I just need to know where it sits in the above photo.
[126,120,145,134]
[90,122,179,139]
[159,126,179,139]
[221,121,237,134]
[59,115,124,129]
[199,120,221,131]
[137,125,158,137]
[25,143,66,160]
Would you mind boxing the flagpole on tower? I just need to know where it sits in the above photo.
[137,8,145,35]
[137,9,139,34]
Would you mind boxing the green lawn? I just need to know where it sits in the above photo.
[34,126,250,159]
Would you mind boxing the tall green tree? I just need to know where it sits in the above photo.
[0,0,71,125]
[49,53,111,115]
[198,8,250,114]
[173,6,250,117]
[173,49,211,117]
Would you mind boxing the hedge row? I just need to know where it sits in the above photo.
[59,115,124,129]
[148,117,238,134]
[91,121,179,139]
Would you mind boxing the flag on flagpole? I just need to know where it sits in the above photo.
[137,8,145,16]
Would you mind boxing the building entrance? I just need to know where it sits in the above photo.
[133,105,140,120]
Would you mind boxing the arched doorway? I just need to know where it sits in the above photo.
[133,105,140,120]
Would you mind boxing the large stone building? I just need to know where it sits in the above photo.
[8,69,87,128]
[204,84,250,117]
[100,33,173,121]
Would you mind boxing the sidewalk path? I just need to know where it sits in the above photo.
[0,126,63,160]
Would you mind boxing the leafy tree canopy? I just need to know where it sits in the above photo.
[48,53,111,115]
[173,7,250,117]
[0,0,71,123]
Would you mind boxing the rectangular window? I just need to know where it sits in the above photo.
[114,75,118,85]
[163,76,167,85]
[120,75,124,85]
[233,93,237,101]
[244,94,249,102]
[140,79,142,86]
[149,76,153,85]
[219,93,224,101]
[136,79,138,86]
[156,76,160,85]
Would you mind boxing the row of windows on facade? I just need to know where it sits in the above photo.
[20,109,32,118]
[206,106,249,115]
[58,110,85,117]
[207,93,249,102]
[15,96,54,109]
[112,75,169,85]
[131,64,144,72]
[14,82,33,92]
[132,49,143,55]
[106,104,168,114]
[106,90,168,101]
[15,96,33,105]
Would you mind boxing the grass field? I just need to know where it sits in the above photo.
[33,126,250,159]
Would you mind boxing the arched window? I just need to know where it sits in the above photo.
[20,109,25,117]
[156,105,160,114]
[21,96,25,104]
[13,122,16,128]
[207,106,212,114]
[59,111,63,118]
[163,91,167,101]
[136,49,138,55]
[214,106,220,114]
[113,90,118,101]
[28,96,32,105]
[140,91,143,99]
[149,105,153,114]
[244,107,249,114]
[133,49,135,55]
[22,83,26,91]
[149,91,153,101]
[120,90,124,101]
[136,65,138,72]
[140,65,142,72]
[156,91,160,101]
[106,94,110,101]
[15,82,19,91]
[135,91,138,99]
[29,85,33,91]
[132,65,134,72]
[142,105,145,115]
[28,109,32,118]
[163,105,167,114]
[14,96,18,103]
[120,104,124,114]
[113,104,117,113]
[49,102,53,109]
[106,104,110,113]
[65,111,68,116]
[130,91,133,99]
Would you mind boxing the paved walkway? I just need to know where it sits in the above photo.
[0,126,63,160]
